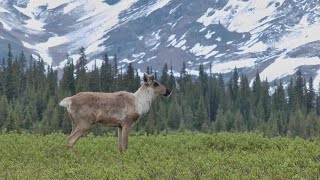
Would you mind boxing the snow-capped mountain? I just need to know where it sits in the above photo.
[1,0,320,87]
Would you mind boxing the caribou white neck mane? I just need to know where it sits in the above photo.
[134,84,155,116]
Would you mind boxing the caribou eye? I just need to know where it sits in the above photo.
[154,82,159,87]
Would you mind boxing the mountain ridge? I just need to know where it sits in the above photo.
[1,0,320,88]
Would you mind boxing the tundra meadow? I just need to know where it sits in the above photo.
[1,132,320,179]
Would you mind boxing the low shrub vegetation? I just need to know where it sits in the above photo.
[0,132,320,179]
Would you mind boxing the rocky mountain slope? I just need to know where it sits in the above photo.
[1,0,320,87]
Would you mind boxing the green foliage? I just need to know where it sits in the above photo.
[0,133,320,179]
[1,45,320,139]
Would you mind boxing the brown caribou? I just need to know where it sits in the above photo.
[59,73,171,151]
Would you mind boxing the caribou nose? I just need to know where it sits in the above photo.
[164,89,172,97]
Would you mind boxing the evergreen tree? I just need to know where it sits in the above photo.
[252,71,262,106]
[60,56,76,99]
[273,81,287,111]
[214,108,226,132]
[100,53,113,92]
[295,69,305,108]
[41,97,56,134]
[18,51,27,98]
[88,60,101,92]
[5,44,15,100]
[168,65,176,90]
[0,58,5,95]
[113,53,118,77]
[288,78,296,111]
[261,79,271,122]
[306,77,315,113]
[288,109,304,137]
[160,63,169,86]
[124,63,135,92]
[194,95,208,131]
[75,47,88,92]
[240,75,252,129]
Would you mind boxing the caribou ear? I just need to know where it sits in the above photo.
[149,73,155,81]
[143,73,148,83]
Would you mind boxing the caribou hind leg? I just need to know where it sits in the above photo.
[68,126,88,148]
[68,113,77,134]
[67,118,91,148]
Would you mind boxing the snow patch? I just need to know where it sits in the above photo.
[167,34,176,42]
[1,21,12,30]
[86,59,104,71]
[275,15,320,51]
[169,3,181,15]
[260,56,320,83]
[239,41,268,54]
[211,59,256,73]
[120,58,138,63]
[34,36,69,64]
[151,43,161,51]
[175,39,186,48]
[132,52,146,58]
[24,18,45,31]
[146,56,157,62]
[190,43,217,56]
[227,41,233,45]
[64,1,82,14]
[86,36,110,55]
[0,6,9,13]
[66,0,137,60]
[56,59,68,69]
[145,30,161,47]
[197,0,286,32]
[205,31,215,39]
[314,68,320,91]
[146,0,171,16]
[199,27,206,32]
[204,51,219,59]
[188,69,200,76]
[169,38,177,46]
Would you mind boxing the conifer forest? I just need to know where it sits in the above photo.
[0,44,320,139]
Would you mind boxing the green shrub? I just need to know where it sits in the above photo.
[0,133,319,179]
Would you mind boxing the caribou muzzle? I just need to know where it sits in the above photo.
[164,89,172,97]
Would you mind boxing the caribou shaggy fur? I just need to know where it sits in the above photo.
[59,73,171,151]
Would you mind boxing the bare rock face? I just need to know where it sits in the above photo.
[1,0,320,86]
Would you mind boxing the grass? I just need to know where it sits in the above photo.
[0,132,320,179]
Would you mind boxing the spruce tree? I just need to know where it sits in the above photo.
[75,47,88,92]
[5,44,15,100]
[113,53,118,77]
[88,60,101,92]
[252,71,262,106]
[160,63,169,86]
[100,53,113,92]
[168,65,176,90]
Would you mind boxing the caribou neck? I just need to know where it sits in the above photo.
[134,85,155,116]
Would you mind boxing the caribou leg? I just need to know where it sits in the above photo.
[118,127,123,151]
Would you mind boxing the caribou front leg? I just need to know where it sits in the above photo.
[118,127,122,151]
[121,122,130,151]
[120,113,140,151]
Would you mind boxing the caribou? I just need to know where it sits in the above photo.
[59,73,171,151]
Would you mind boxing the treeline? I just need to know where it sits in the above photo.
[0,44,320,139]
